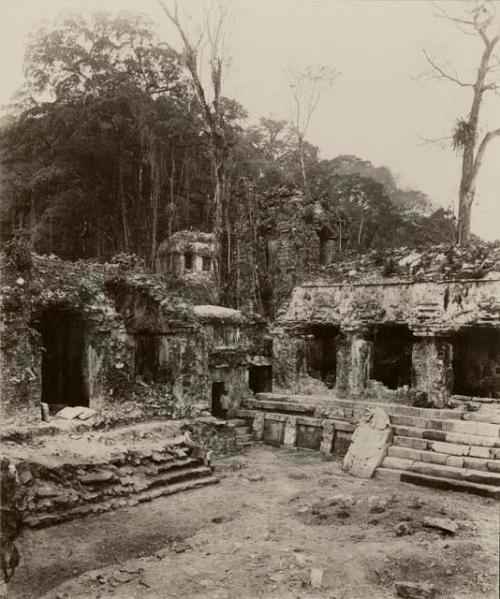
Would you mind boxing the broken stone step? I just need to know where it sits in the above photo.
[390,414,500,436]
[375,467,500,499]
[144,466,213,490]
[135,475,219,503]
[381,456,500,486]
[235,433,253,443]
[25,476,220,529]
[156,457,202,474]
[388,446,499,471]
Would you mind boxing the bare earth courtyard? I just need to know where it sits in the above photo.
[5,446,499,599]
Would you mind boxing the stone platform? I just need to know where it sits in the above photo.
[5,421,220,529]
[235,392,500,498]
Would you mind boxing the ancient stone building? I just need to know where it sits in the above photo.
[272,247,500,407]
[0,247,271,424]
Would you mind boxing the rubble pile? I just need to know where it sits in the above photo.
[317,241,500,284]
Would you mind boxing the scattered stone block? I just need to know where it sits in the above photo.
[423,516,458,535]
[394,522,413,536]
[395,581,437,598]
[368,495,388,513]
[343,407,392,478]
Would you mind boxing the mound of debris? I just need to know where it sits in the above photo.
[315,241,500,284]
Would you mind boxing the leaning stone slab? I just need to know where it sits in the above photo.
[342,407,392,478]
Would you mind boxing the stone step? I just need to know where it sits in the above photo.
[255,393,464,420]
[461,412,500,425]
[392,425,500,448]
[451,394,500,405]
[235,433,253,444]
[146,465,212,490]
[387,446,500,472]
[380,456,500,486]
[390,414,500,437]
[242,398,315,415]
[235,426,252,436]
[25,475,220,529]
[392,435,500,460]
[375,468,500,499]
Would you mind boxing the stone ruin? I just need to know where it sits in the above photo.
[1,231,500,573]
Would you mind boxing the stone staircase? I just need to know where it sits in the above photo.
[230,418,253,449]
[376,406,500,499]
[235,392,500,499]
[17,438,219,529]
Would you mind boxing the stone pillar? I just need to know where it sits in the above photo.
[283,416,297,448]
[412,336,453,407]
[335,329,373,397]
[320,421,335,455]
[252,412,265,441]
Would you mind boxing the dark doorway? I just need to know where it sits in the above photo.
[35,309,88,408]
[304,325,339,388]
[248,365,273,393]
[135,334,159,381]
[211,381,227,417]
[372,324,414,390]
[452,327,500,398]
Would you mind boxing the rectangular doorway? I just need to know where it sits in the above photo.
[248,365,273,394]
[36,309,88,408]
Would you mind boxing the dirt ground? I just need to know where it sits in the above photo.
[4,446,499,599]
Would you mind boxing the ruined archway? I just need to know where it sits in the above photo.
[451,327,500,398]
[33,309,88,409]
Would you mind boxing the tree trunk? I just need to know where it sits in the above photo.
[118,143,130,253]
[457,187,474,245]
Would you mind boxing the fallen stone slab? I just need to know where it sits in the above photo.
[56,406,87,420]
[343,407,392,478]
[422,516,458,535]
[395,581,437,599]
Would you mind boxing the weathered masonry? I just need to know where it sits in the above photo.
[0,250,271,424]
[274,277,500,406]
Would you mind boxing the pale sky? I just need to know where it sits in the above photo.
[1,0,499,240]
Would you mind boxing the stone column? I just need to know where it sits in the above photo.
[335,329,373,397]
[283,416,297,448]
[320,420,335,455]
[252,412,265,441]
[412,335,453,407]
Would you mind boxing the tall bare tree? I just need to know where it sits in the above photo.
[425,0,500,244]
[285,65,339,192]
[157,0,231,286]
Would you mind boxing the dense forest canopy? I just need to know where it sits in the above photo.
[0,11,456,279]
